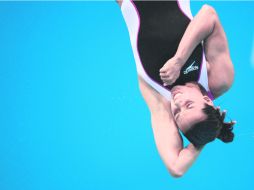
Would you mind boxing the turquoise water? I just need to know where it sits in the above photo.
[0,1,253,190]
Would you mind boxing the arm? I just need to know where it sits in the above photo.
[160,4,216,85]
[178,4,234,98]
[174,4,218,64]
[160,4,234,92]
[150,107,204,177]
[138,77,203,177]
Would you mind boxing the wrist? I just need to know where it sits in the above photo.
[173,55,185,68]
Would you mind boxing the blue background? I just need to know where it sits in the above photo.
[0,1,253,190]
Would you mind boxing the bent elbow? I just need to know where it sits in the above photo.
[200,4,218,34]
[202,4,216,15]
[202,4,218,21]
[167,168,184,178]
[171,172,183,178]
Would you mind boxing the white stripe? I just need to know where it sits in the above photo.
[198,50,210,92]
[121,0,172,100]
[177,0,193,19]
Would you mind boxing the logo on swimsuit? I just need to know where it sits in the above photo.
[183,61,199,74]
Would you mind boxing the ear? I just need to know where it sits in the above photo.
[203,95,213,105]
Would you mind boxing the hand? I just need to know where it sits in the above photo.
[159,57,183,86]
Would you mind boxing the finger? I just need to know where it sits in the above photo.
[162,79,171,86]
[163,80,173,86]
[162,79,168,84]
[162,77,171,83]
[160,76,169,80]
[166,78,175,85]
[159,67,167,73]
[159,72,168,77]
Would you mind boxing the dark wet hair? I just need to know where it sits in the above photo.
[183,82,235,149]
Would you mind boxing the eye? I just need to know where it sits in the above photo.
[186,101,193,109]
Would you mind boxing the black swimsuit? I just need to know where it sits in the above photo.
[121,0,213,100]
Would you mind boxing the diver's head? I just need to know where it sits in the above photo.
[170,82,213,133]
[170,81,235,149]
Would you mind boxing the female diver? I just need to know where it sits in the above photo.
[116,0,236,177]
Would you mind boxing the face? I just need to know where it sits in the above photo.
[170,82,214,133]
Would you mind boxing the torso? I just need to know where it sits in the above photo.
[134,1,203,89]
